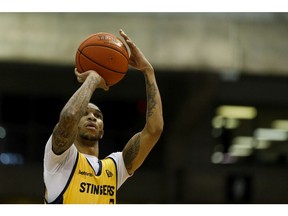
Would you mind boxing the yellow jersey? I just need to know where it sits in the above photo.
[47,152,117,204]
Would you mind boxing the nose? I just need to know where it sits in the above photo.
[87,113,96,122]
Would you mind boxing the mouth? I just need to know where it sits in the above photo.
[85,123,97,131]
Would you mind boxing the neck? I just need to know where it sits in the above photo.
[74,139,99,157]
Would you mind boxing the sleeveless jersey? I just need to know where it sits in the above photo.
[48,152,117,204]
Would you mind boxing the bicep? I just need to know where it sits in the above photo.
[122,130,159,174]
[52,120,77,155]
[122,133,141,173]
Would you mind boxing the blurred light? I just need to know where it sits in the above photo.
[271,120,288,131]
[232,136,254,148]
[211,151,224,164]
[229,136,254,157]
[212,116,224,128]
[0,153,9,164]
[0,126,6,139]
[216,105,257,119]
[224,118,239,129]
[228,146,252,157]
[0,153,24,165]
[212,116,239,129]
[254,128,288,141]
[254,140,271,149]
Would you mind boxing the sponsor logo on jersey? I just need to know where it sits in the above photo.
[79,170,93,177]
[105,169,113,178]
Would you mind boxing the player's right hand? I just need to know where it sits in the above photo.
[74,68,109,91]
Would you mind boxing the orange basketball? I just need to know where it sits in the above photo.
[75,32,129,86]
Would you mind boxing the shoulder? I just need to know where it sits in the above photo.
[44,134,78,173]
[107,152,130,170]
[107,152,123,162]
[106,152,132,189]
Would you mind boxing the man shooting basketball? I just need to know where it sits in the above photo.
[43,29,164,204]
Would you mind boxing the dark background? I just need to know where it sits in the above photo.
[1,61,288,204]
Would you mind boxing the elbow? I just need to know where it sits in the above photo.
[157,119,164,135]
[60,108,78,123]
[148,119,164,138]
[60,104,81,118]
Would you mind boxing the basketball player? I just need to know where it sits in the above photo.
[43,29,163,204]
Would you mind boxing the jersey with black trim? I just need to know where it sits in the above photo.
[49,152,117,204]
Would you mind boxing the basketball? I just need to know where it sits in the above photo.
[75,32,129,86]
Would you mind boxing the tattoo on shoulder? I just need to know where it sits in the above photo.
[123,133,141,171]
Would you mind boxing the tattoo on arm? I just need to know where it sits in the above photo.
[52,74,97,154]
[123,133,141,171]
[146,77,157,118]
[52,120,76,154]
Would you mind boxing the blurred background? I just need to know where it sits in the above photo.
[1,12,288,204]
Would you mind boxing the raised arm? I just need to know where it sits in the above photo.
[120,29,164,174]
[52,70,108,155]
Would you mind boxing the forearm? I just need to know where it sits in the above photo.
[122,67,163,173]
[52,73,100,154]
[143,67,164,136]
[60,73,99,121]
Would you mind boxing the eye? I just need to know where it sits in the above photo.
[96,113,103,119]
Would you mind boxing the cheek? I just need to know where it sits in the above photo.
[98,120,104,129]
[78,118,86,128]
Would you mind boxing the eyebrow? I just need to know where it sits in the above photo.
[90,108,103,117]
[95,109,103,116]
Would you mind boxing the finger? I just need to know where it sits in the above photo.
[119,30,138,50]
[75,68,83,77]
[74,68,79,75]
[77,77,83,83]
[119,29,127,38]
[120,29,132,43]
[104,86,109,91]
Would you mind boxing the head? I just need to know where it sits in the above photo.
[77,103,104,144]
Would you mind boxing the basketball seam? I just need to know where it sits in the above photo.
[78,48,126,75]
[77,50,85,73]
[81,44,129,62]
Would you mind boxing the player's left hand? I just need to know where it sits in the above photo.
[119,29,153,72]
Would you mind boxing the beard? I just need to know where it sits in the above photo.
[79,131,102,142]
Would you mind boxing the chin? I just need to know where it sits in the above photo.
[80,133,99,141]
